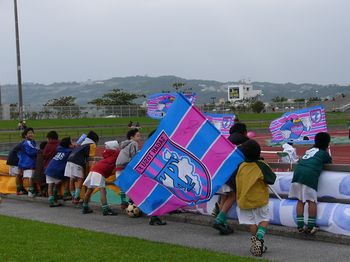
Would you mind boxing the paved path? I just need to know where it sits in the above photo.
[1,198,349,261]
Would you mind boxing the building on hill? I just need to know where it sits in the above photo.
[227,81,262,102]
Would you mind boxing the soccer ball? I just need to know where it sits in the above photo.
[126,204,141,217]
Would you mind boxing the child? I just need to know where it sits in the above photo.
[82,140,119,215]
[116,128,141,209]
[212,182,235,235]
[64,131,99,204]
[288,132,332,235]
[32,141,48,196]
[281,141,299,163]
[6,140,26,195]
[43,131,60,168]
[18,128,38,197]
[228,122,249,146]
[212,122,249,234]
[233,139,276,256]
[45,137,73,207]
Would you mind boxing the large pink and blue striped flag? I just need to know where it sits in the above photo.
[205,113,235,138]
[269,105,327,144]
[116,93,244,216]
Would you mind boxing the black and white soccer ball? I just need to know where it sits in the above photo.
[126,204,141,217]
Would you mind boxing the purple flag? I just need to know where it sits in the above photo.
[205,113,235,138]
[269,105,327,144]
[147,92,196,119]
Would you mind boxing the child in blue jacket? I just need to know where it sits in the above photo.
[45,137,74,207]
[18,128,38,197]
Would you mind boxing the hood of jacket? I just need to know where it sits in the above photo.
[102,148,119,159]
[119,140,133,150]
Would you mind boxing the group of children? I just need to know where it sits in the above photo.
[6,127,166,225]
[6,123,332,257]
[7,127,131,215]
[212,122,332,257]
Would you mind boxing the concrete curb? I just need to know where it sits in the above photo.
[2,193,350,246]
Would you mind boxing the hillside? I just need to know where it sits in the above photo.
[1,76,350,105]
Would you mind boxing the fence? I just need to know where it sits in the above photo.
[0,105,148,120]
[0,102,312,120]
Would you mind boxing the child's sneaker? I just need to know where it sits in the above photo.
[305,226,318,235]
[149,216,167,225]
[27,191,36,198]
[82,206,93,214]
[103,208,118,216]
[212,221,234,235]
[250,236,263,256]
[63,194,72,201]
[258,238,267,254]
[297,227,305,233]
[16,190,27,196]
[49,202,62,207]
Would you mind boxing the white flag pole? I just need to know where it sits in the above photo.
[269,185,283,201]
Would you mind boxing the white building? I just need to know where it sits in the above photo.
[227,82,262,102]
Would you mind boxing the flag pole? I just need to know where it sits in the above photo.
[269,185,283,201]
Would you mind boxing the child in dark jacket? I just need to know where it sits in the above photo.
[64,131,99,204]
[288,132,332,235]
[33,141,48,196]
[43,131,60,169]
[6,141,26,195]
[82,141,119,215]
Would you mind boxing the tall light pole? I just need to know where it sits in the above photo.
[14,0,24,121]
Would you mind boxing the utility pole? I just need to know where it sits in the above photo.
[14,0,24,121]
[0,83,2,120]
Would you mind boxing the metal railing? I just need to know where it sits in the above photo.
[1,105,148,120]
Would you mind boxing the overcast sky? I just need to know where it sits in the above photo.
[1,0,350,85]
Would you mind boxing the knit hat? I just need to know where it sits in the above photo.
[105,140,119,150]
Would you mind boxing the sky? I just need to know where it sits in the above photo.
[1,0,350,85]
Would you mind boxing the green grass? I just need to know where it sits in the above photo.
[0,117,159,130]
[0,117,160,143]
[0,126,159,143]
[0,215,259,262]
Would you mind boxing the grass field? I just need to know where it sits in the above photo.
[0,215,260,262]
[0,112,348,143]
[0,117,160,143]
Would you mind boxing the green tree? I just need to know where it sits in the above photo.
[88,89,143,106]
[172,82,185,93]
[43,96,79,119]
[44,96,77,106]
[251,101,265,113]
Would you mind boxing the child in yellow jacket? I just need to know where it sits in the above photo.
[231,139,276,257]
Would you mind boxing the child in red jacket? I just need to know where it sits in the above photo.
[82,141,119,215]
